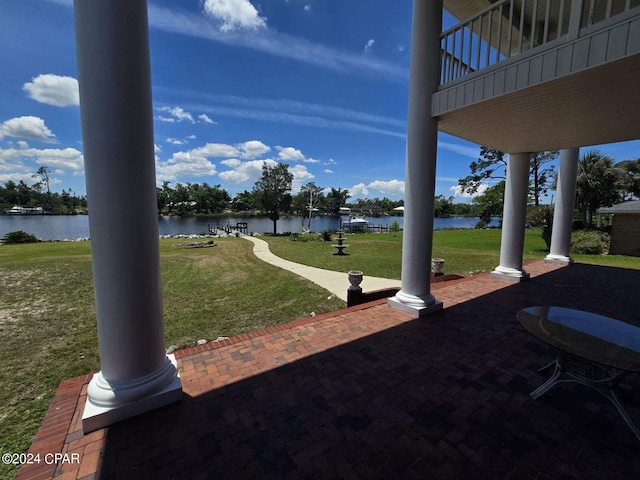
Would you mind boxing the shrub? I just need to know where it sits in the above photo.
[527,205,552,228]
[389,221,401,233]
[570,229,610,255]
[322,230,332,242]
[527,206,554,251]
[290,233,319,242]
[475,220,488,229]
[1,230,40,244]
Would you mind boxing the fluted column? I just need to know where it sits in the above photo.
[492,152,531,281]
[546,148,580,263]
[75,0,182,433]
[388,0,443,317]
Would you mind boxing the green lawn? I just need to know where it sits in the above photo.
[264,228,551,278]
[0,237,345,479]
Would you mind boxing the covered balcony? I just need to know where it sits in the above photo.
[437,0,640,153]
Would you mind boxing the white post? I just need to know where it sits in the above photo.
[74,0,182,433]
[388,0,443,317]
[492,152,531,281]
[546,148,580,263]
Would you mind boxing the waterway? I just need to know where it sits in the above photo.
[0,214,493,241]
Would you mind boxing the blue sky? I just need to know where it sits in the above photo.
[1,0,639,202]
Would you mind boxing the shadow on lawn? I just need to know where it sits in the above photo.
[98,263,640,479]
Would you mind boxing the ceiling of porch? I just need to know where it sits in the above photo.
[436,52,640,153]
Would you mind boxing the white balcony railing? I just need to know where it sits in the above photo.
[440,0,640,85]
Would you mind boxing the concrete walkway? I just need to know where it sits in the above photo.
[242,235,401,302]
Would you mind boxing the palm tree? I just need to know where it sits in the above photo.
[575,151,620,227]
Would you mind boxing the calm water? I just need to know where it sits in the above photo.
[0,214,492,240]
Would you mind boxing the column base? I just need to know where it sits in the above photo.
[491,266,530,282]
[544,254,574,264]
[82,355,183,434]
[388,291,443,317]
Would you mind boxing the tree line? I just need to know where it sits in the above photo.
[459,148,640,228]
[6,150,637,229]
[0,179,87,214]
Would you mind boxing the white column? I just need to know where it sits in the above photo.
[388,0,443,317]
[546,148,580,263]
[492,152,531,281]
[75,0,182,433]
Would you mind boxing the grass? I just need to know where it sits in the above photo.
[264,228,551,278]
[0,237,344,479]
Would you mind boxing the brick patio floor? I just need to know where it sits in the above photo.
[17,260,640,480]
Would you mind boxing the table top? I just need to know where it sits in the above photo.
[518,306,640,372]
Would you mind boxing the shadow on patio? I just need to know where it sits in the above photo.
[19,261,640,479]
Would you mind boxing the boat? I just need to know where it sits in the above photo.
[341,215,369,232]
[4,205,45,215]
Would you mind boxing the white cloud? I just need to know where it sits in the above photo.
[203,0,267,31]
[290,164,314,187]
[275,145,321,163]
[23,74,79,107]
[30,147,84,171]
[304,5,311,11]
[449,183,489,198]
[349,179,405,198]
[146,5,407,80]
[324,169,334,174]
[219,159,276,184]
[185,100,406,139]
[50,1,407,81]
[155,106,195,123]
[349,183,368,197]
[364,39,375,54]
[368,179,405,196]
[221,158,242,167]
[0,116,56,143]
[0,172,40,185]
[198,114,216,124]
[0,143,84,175]
[156,151,217,182]
[237,140,270,159]
[154,144,162,153]
[155,141,264,182]
[438,142,480,159]
[191,142,240,158]
[276,145,305,161]
[187,134,197,139]
[155,140,271,183]
[167,138,187,145]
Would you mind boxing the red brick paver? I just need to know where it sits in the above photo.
[17,260,640,479]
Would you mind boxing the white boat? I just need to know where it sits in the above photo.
[348,216,368,226]
[341,215,369,231]
[4,205,44,215]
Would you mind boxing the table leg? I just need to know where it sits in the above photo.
[531,352,640,442]
[530,359,563,399]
